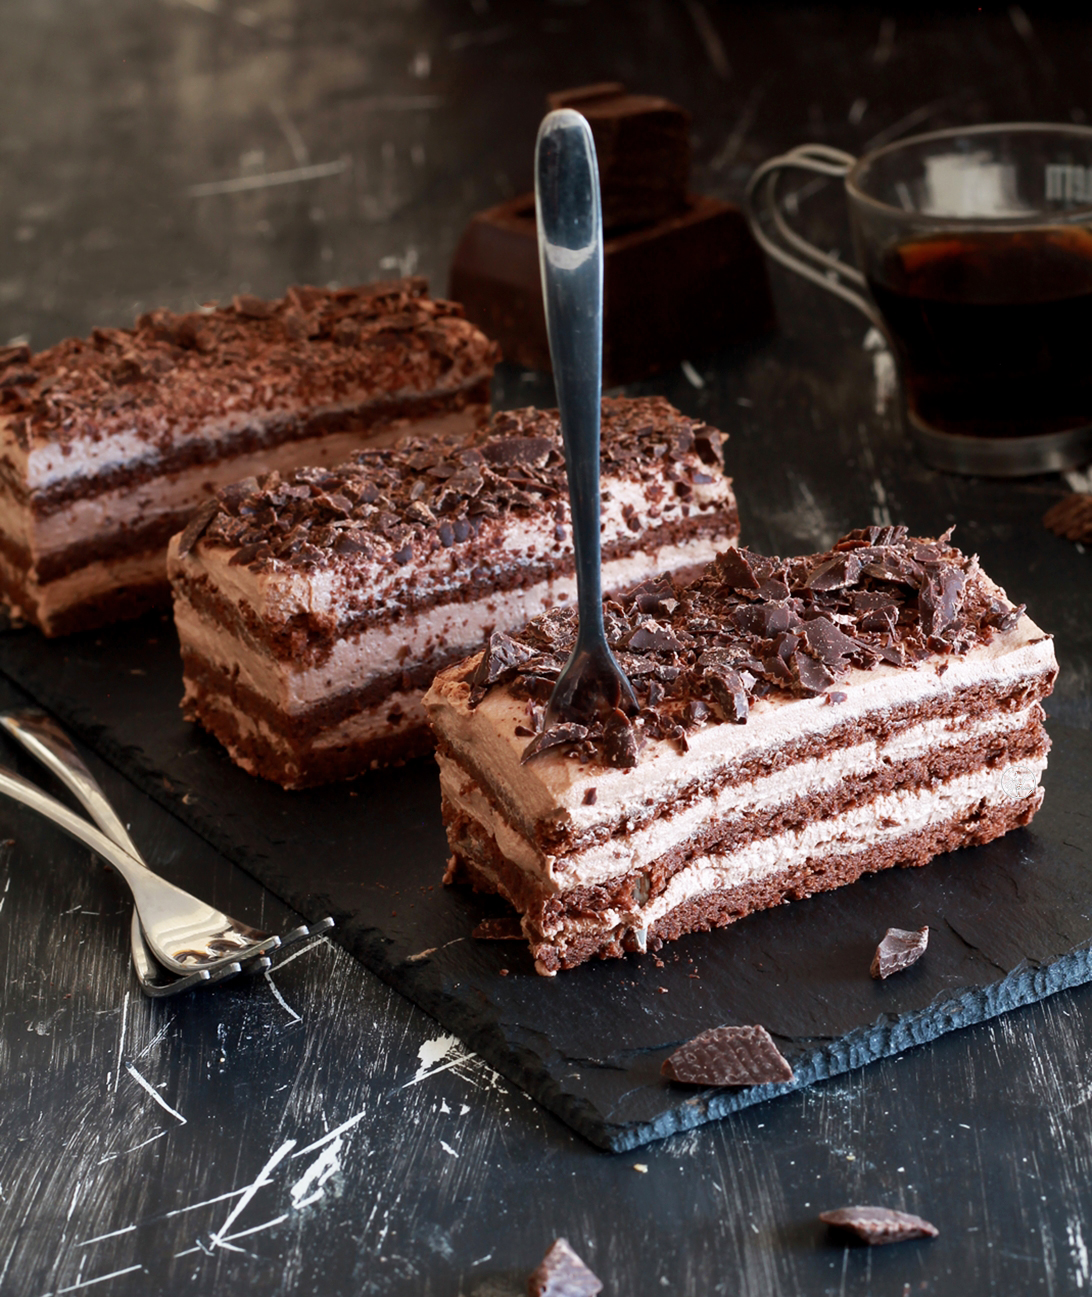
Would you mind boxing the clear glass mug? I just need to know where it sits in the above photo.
[745,123,1092,476]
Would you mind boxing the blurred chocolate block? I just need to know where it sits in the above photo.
[450,193,776,387]
[546,82,690,230]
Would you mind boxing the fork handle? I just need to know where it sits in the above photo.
[0,761,253,972]
[0,710,142,860]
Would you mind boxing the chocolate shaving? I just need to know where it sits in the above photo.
[472,916,524,940]
[802,616,859,666]
[521,723,589,763]
[528,1238,603,1297]
[819,1206,938,1245]
[715,546,760,589]
[175,497,222,558]
[870,925,929,979]
[662,1024,794,1087]
[602,710,638,767]
[471,632,539,689]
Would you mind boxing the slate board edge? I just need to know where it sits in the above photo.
[378,937,1092,1151]
[4,655,1092,1152]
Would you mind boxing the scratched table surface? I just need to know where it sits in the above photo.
[3,3,1092,1294]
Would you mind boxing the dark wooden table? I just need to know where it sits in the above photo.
[2,4,1091,1294]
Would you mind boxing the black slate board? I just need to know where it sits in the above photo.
[0,613,1089,1151]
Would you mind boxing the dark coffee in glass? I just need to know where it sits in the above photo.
[746,124,1092,475]
[869,226,1092,440]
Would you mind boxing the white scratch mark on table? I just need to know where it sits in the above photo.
[97,1130,167,1164]
[134,1018,172,1061]
[208,1139,297,1250]
[291,1107,367,1159]
[289,1138,343,1209]
[264,969,301,1024]
[37,1261,145,1296]
[187,158,349,198]
[111,992,129,1094]
[123,1062,186,1125]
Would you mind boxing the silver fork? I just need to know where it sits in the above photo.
[0,711,244,996]
[0,709,333,977]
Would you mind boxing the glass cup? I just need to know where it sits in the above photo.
[745,123,1092,476]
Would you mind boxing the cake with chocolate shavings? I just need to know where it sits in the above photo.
[424,526,1057,974]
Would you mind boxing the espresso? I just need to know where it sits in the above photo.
[868,226,1092,439]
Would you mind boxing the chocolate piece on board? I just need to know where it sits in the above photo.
[662,1024,794,1086]
[1044,492,1092,543]
[819,1206,939,1245]
[871,926,929,979]
[450,194,775,386]
[528,1238,603,1297]
[547,82,690,230]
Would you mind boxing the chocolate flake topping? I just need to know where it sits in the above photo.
[661,1024,794,1087]
[870,925,929,979]
[528,1239,603,1297]
[819,1206,939,1245]
[185,397,725,588]
[1,278,498,455]
[467,527,1024,769]
[175,497,221,559]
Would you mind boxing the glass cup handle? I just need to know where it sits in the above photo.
[744,144,883,328]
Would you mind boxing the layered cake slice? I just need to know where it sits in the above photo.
[0,277,497,635]
[423,527,1057,974]
[168,396,738,788]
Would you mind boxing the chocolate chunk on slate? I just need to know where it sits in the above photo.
[661,1025,794,1087]
[871,926,929,979]
[528,1238,603,1297]
[1044,492,1092,543]
[472,916,524,941]
[819,1206,938,1245]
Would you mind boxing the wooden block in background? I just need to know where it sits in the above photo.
[450,192,777,388]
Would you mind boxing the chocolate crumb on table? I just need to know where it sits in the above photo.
[528,1238,603,1297]
[819,1206,939,1245]
[661,1025,794,1087]
[871,926,929,979]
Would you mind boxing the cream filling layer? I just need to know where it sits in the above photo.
[173,534,729,712]
[452,755,1046,946]
[191,681,427,766]
[424,604,1057,849]
[437,703,1042,888]
[0,547,165,623]
[0,409,481,563]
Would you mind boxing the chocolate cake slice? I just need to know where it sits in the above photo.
[0,278,497,635]
[423,527,1057,974]
[168,396,738,788]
